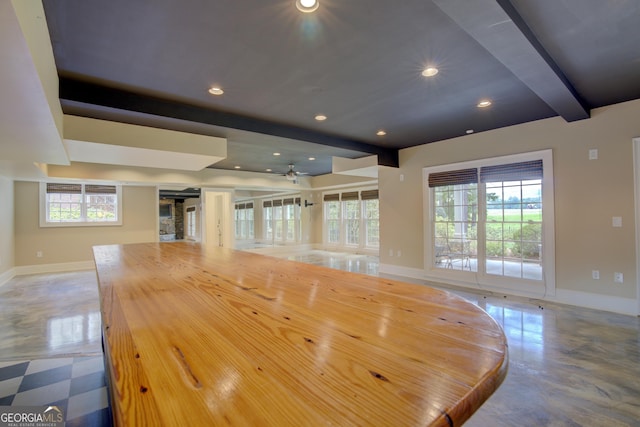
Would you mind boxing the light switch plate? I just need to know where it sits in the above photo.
[589,149,598,160]
[612,216,622,227]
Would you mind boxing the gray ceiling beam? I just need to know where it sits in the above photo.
[433,0,590,122]
[58,77,399,168]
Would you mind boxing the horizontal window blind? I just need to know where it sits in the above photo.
[186,206,196,212]
[323,193,340,202]
[263,201,272,208]
[360,189,378,200]
[46,183,82,194]
[341,191,359,201]
[245,202,253,209]
[428,168,478,188]
[480,160,543,183]
[294,197,301,206]
[283,198,295,205]
[272,200,283,207]
[236,203,246,210]
[85,185,117,194]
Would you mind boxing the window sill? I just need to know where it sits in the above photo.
[39,220,123,228]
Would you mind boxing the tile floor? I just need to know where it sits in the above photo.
[1,248,640,426]
[0,357,111,426]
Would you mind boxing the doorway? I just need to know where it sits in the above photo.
[158,187,202,241]
[202,189,234,248]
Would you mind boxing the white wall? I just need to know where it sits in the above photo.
[0,176,15,283]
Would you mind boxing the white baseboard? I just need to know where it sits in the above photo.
[13,261,95,276]
[242,244,316,256]
[551,289,637,316]
[0,268,17,288]
[379,263,426,281]
[380,264,638,316]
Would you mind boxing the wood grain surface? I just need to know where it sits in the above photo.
[93,242,508,426]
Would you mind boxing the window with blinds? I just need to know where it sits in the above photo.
[322,188,379,250]
[41,182,121,226]
[424,150,554,293]
[235,202,254,240]
[261,195,302,243]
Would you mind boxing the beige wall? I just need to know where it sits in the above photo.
[0,176,15,276]
[299,190,317,244]
[306,191,324,244]
[14,182,157,265]
[380,98,640,300]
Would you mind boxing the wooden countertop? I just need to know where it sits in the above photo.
[93,242,507,426]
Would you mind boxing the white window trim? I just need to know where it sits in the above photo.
[234,203,254,240]
[422,149,555,297]
[322,186,379,253]
[39,182,123,227]
[261,194,302,245]
[323,199,342,247]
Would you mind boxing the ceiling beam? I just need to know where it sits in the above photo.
[433,0,590,122]
[59,77,399,168]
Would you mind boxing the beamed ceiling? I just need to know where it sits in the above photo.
[41,0,640,177]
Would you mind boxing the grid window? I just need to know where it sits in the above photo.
[41,183,121,226]
[325,201,340,244]
[322,189,379,251]
[234,203,254,240]
[264,206,273,240]
[485,179,542,280]
[285,205,296,241]
[262,196,301,244]
[187,208,196,237]
[344,200,360,246]
[427,153,551,287]
[274,205,283,240]
[433,183,478,272]
[364,199,380,248]
[47,192,83,222]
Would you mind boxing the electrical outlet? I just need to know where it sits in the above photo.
[592,270,600,280]
[36,251,43,258]
[589,149,598,160]
[614,272,623,283]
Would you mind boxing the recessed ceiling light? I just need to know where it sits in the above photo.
[208,87,224,96]
[315,114,327,121]
[273,152,281,156]
[421,67,439,77]
[376,130,387,136]
[466,129,474,134]
[234,165,241,169]
[296,0,319,13]
[308,157,316,160]
[477,100,492,108]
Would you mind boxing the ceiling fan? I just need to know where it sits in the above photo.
[284,164,306,184]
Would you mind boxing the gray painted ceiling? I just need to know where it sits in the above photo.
[42,0,640,176]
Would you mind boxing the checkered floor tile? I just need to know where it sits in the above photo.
[0,356,111,426]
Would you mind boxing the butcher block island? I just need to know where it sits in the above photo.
[93,242,507,426]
